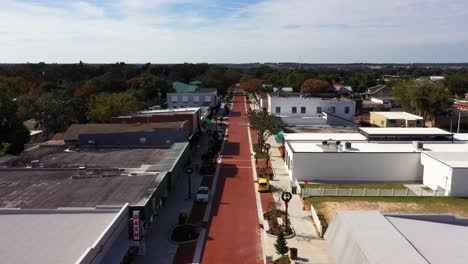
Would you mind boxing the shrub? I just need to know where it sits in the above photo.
[178,211,188,225]
[275,231,289,256]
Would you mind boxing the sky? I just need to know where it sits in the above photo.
[1,0,468,63]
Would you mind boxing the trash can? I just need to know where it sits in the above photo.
[291,181,297,194]
[289,247,298,260]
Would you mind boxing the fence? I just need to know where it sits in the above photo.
[310,204,323,237]
[301,188,446,197]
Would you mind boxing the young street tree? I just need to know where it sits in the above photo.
[275,231,289,256]
[248,110,285,151]
[393,79,449,126]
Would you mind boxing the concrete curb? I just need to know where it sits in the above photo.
[192,111,230,264]
[245,95,268,264]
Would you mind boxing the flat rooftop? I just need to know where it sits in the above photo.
[371,111,423,120]
[65,122,185,141]
[454,133,468,141]
[15,147,169,169]
[137,107,201,115]
[288,140,468,153]
[422,152,468,168]
[359,127,453,137]
[326,211,468,264]
[284,133,367,142]
[0,170,163,208]
[0,208,122,264]
[387,215,468,264]
[326,211,428,264]
[268,93,353,101]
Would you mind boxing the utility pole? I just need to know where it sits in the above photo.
[185,167,193,200]
[457,109,462,133]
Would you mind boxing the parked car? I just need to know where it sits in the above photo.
[257,178,270,192]
[217,129,224,141]
[196,186,210,203]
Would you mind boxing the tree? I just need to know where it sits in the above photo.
[301,78,334,94]
[374,104,386,111]
[241,78,263,94]
[445,73,468,96]
[0,77,30,154]
[274,231,289,256]
[87,93,139,123]
[393,79,449,126]
[248,110,285,151]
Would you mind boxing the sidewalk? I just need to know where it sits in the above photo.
[262,136,335,264]
[133,133,209,264]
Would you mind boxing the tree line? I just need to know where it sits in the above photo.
[1,62,467,156]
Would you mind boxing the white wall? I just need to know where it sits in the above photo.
[280,116,327,126]
[267,95,355,121]
[421,154,452,195]
[292,152,422,182]
[167,93,217,108]
[449,168,468,197]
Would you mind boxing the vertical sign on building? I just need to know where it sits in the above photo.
[133,211,140,241]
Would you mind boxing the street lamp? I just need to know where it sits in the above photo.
[185,167,193,200]
[281,192,292,234]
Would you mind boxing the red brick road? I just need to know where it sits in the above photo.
[200,89,264,264]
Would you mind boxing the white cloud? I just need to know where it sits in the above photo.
[0,0,467,63]
[71,1,105,18]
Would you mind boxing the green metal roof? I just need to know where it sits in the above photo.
[172,81,199,93]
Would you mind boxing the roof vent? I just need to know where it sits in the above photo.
[78,166,87,176]
[345,142,352,149]
[31,160,40,168]
[413,141,423,150]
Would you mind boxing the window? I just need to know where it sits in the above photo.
[139,137,146,144]
[171,95,178,102]
[329,106,335,113]
[194,96,200,102]
[205,96,211,102]
[316,107,322,113]
[292,107,297,114]
[389,119,396,124]
[301,107,306,113]
[275,107,281,113]
[381,120,384,126]
[345,106,350,114]
[182,96,189,102]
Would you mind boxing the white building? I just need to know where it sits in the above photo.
[167,88,218,108]
[325,211,468,264]
[430,76,445,82]
[0,205,131,264]
[267,94,356,126]
[283,128,468,196]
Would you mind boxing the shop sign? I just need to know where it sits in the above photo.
[133,211,140,241]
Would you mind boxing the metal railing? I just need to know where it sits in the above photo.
[301,188,446,197]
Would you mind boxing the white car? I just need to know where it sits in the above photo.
[196,186,210,203]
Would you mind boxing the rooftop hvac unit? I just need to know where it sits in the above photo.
[322,140,328,145]
[31,160,40,168]
[78,167,87,176]
[345,142,352,149]
[413,141,424,150]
